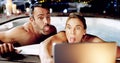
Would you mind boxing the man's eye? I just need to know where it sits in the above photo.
[38,17,44,20]
[76,27,81,30]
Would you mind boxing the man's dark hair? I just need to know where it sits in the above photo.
[30,2,50,15]
[66,13,87,29]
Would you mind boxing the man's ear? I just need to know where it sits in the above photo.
[29,17,34,22]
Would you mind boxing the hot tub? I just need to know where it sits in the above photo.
[51,17,120,45]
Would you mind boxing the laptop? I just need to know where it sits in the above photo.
[53,42,117,63]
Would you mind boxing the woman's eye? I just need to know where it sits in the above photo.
[67,26,71,29]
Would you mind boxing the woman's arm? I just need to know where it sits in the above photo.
[39,36,55,63]
[39,31,67,63]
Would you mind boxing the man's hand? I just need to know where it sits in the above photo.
[0,43,24,60]
[0,43,14,55]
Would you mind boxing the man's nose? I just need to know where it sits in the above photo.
[44,18,49,25]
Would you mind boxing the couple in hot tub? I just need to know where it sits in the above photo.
[0,3,120,63]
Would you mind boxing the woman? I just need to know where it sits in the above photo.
[39,13,120,63]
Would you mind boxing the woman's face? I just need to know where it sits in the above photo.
[65,18,86,43]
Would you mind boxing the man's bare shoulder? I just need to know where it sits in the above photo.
[6,25,26,33]
[7,22,30,33]
[0,25,26,43]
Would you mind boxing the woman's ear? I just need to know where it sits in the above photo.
[83,30,86,35]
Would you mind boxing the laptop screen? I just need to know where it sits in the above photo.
[53,42,117,63]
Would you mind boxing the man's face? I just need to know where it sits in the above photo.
[65,18,86,43]
[32,7,51,34]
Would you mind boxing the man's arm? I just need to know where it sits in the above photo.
[0,30,16,58]
[0,26,24,58]
[0,32,7,44]
[0,27,21,44]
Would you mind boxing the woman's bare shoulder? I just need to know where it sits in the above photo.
[82,34,104,42]
[92,37,104,42]
[55,31,66,38]
[56,31,65,36]
[51,31,67,42]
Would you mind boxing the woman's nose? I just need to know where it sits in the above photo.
[71,29,75,35]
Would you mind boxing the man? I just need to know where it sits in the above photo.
[39,13,120,63]
[0,3,57,58]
